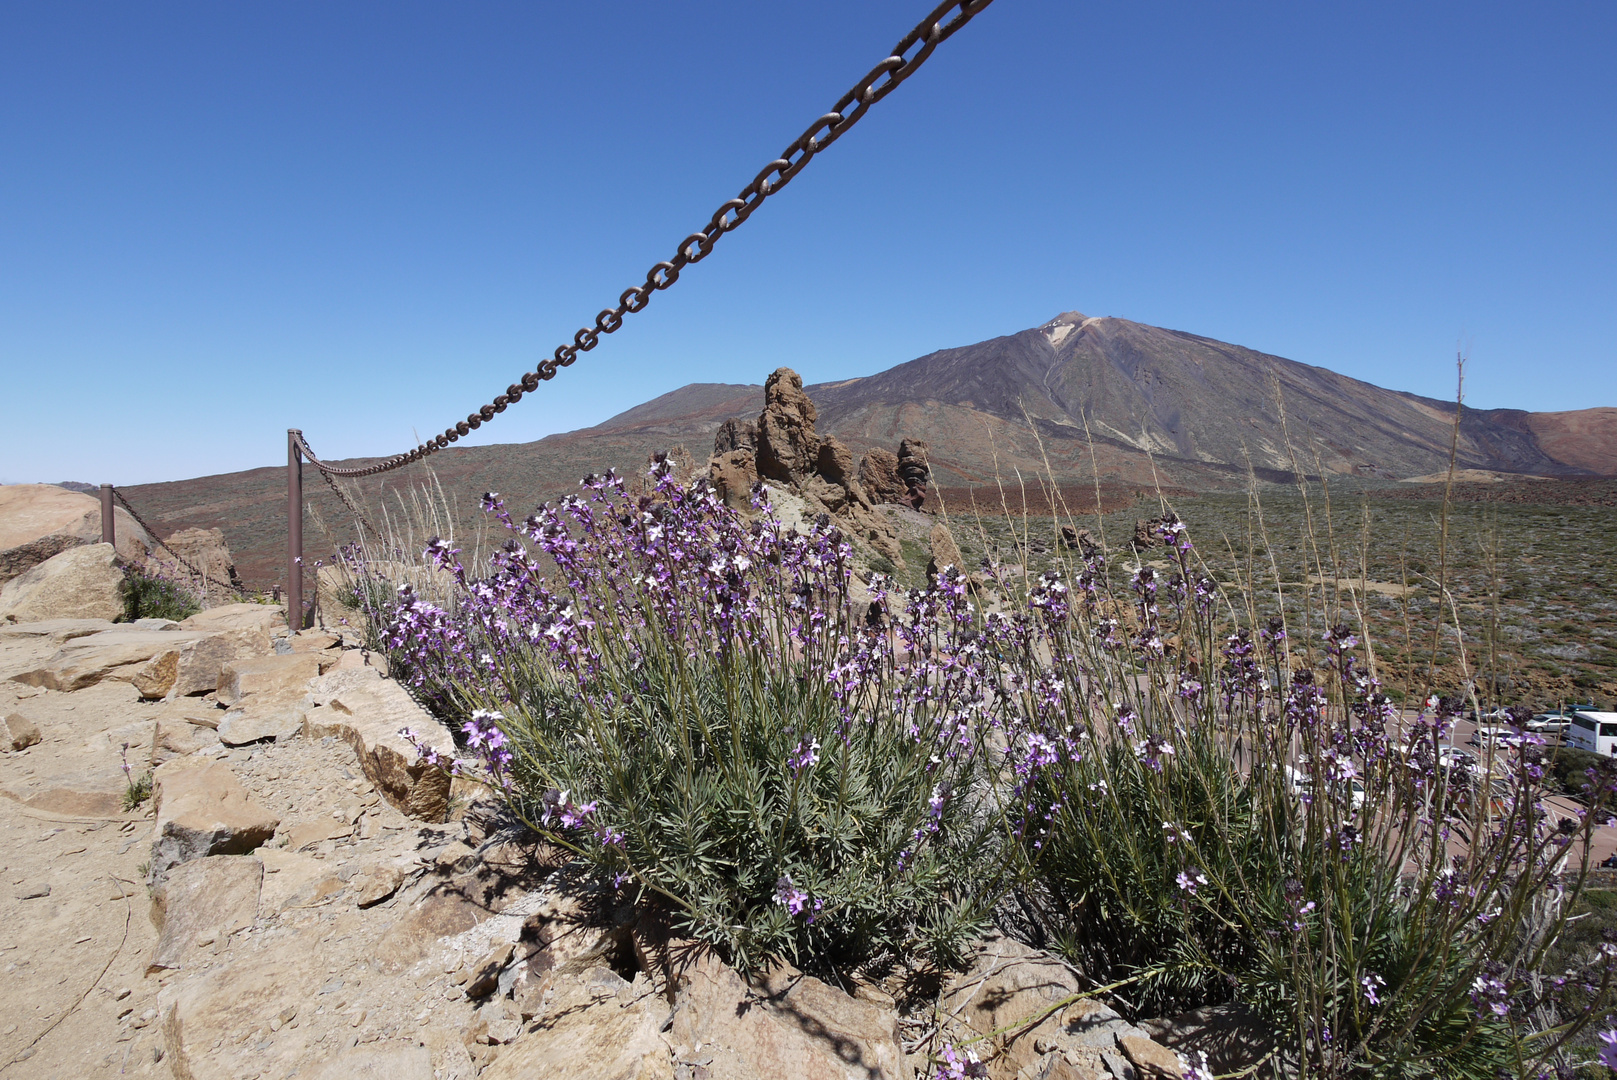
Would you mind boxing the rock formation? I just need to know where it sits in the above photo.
[896,439,931,510]
[1131,518,1164,552]
[155,526,242,596]
[755,367,821,483]
[0,484,150,586]
[712,416,757,455]
[707,368,911,569]
[858,448,906,504]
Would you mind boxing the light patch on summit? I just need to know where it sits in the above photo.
[1041,310,1105,347]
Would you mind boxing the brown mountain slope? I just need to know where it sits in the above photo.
[113,311,1614,589]
[1526,408,1617,475]
[807,312,1594,481]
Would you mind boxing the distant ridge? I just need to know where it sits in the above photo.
[119,311,1615,588]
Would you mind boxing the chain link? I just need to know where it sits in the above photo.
[293,0,994,481]
[111,488,245,596]
[295,432,386,538]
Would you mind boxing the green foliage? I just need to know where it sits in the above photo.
[119,566,201,622]
[493,641,993,974]
[122,770,153,811]
[1548,746,1609,798]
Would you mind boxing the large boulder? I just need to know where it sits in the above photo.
[150,527,240,600]
[755,368,821,483]
[0,542,126,624]
[0,484,150,585]
[149,757,280,885]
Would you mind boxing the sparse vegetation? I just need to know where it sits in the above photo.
[121,770,153,812]
[119,564,202,622]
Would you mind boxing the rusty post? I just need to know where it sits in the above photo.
[287,430,304,631]
[99,484,116,546]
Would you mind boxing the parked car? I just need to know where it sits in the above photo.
[1526,713,1571,735]
[1468,725,1521,750]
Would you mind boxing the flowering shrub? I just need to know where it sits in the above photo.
[988,515,1617,1076]
[353,462,1616,1073]
[373,459,1002,973]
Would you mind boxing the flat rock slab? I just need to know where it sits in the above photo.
[151,704,225,766]
[284,817,354,852]
[150,758,280,884]
[218,652,324,705]
[149,855,263,972]
[0,618,116,643]
[180,603,288,636]
[305,1046,435,1080]
[218,692,308,746]
[11,628,211,692]
[0,680,153,816]
[305,667,454,821]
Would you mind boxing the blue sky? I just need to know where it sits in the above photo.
[3,1,1613,484]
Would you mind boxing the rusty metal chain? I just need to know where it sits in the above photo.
[295,432,386,538]
[294,0,995,480]
[111,488,244,596]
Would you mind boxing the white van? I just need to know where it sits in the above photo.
[1563,711,1617,755]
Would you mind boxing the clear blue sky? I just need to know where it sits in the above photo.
[3,1,1613,485]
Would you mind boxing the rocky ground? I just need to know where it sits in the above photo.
[0,605,1203,1080]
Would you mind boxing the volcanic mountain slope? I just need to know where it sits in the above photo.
[802,312,1597,483]
[578,311,1609,489]
[116,311,1614,588]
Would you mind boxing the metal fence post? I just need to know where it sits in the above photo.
[99,484,116,546]
[287,430,304,631]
